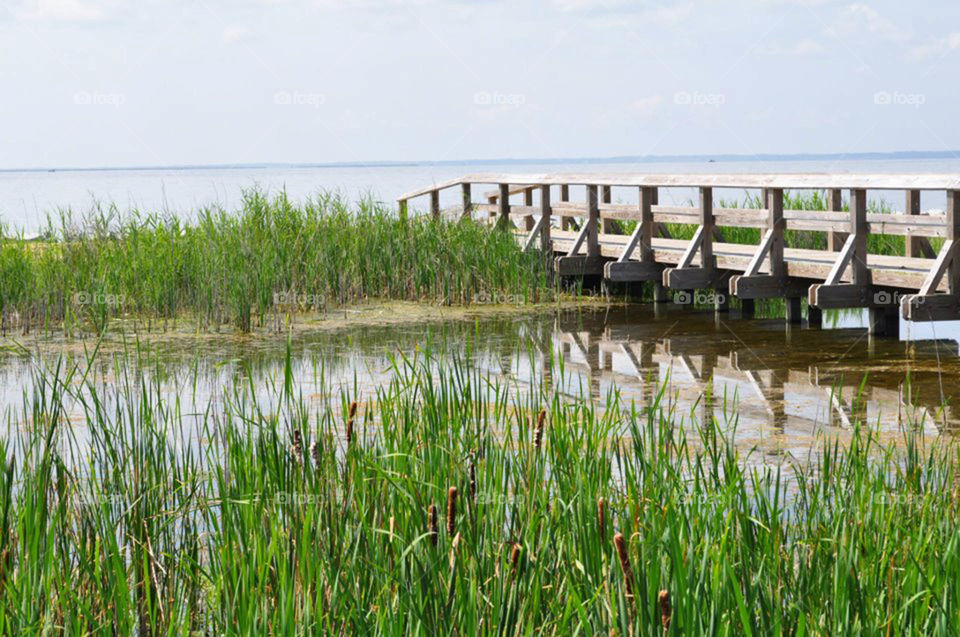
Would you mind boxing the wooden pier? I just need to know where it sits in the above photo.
[398,173,960,335]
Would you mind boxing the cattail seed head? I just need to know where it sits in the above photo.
[468,462,476,501]
[310,440,321,466]
[345,401,358,444]
[427,504,438,545]
[597,497,606,542]
[291,429,303,464]
[613,533,634,599]
[533,409,545,450]
[658,590,671,630]
[447,487,458,536]
[510,543,522,570]
[348,401,358,419]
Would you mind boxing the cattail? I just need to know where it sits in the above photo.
[597,497,606,543]
[427,504,438,545]
[346,401,358,444]
[290,429,303,464]
[658,590,671,630]
[447,487,458,536]
[613,533,634,599]
[510,543,522,571]
[468,462,476,501]
[533,409,545,450]
[310,440,321,466]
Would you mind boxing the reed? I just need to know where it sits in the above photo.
[0,190,555,334]
[0,344,954,633]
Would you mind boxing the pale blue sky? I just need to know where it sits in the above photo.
[1,0,958,169]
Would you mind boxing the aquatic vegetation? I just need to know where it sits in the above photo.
[0,190,555,334]
[0,346,955,633]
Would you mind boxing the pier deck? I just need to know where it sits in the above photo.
[398,173,960,335]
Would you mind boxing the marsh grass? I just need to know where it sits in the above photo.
[0,344,957,634]
[0,190,555,335]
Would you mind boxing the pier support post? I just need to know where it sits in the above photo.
[785,297,802,324]
[807,305,823,328]
[869,305,900,337]
[740,299,755,318]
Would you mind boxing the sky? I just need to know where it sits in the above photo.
[1,0,959,169]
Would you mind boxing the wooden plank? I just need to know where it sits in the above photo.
[556,255,606,276]
[948,190,960,294]
[731,275,810,300]
[824,235,856,285]
[676,226,705,269]
[918,240,955,295]
[902,293,960,321]
[604,260,663,282]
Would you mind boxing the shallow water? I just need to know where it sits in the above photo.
[1,304,955,462]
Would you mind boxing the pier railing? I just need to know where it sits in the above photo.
[398,173,960,329]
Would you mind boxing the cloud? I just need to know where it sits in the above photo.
[552,0,631,11]
[631,95,663,115]
[909,32,960,60]
[825,3,906,43]
[14,0,121,22]
[222,23,251,43]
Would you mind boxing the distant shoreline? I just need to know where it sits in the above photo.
[3,149,960,175]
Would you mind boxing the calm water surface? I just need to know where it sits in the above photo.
[1,305,955,461]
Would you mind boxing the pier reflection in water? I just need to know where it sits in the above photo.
[0,304,956,457]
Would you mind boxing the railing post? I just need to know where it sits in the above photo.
[498,183,510,227]
[850,189,869,287]
[398,199,408,218]
[586,185,599,257]
[461,183,472,220]
[639,186,655,262]
[560,184,571,230]
[827,188,845,251]
[430,190,440,218]
[539,185,552,254]
[523,187,535,230]
[948,190,960,293]
[905,189,921,258]
[768,188,785,278]
[700,187,714,269]
[601,186,613,233]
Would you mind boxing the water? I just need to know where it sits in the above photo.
[4,156,960,234]
[1,306,954,461]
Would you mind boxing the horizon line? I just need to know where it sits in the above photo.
[3,149,960,175]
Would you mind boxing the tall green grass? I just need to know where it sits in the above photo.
[0,191,554,334]
[0,345,956,633]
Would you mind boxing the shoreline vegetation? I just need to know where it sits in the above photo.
[0,189,928,337]
[0,347,955,633]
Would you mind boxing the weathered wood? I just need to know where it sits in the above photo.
[556,255,606,276]
[523,187,535,231]
[918,240,955,295]
[768,188,785,278]
[461,183,472,219]
[586,185,600,258]
[430,190,440,218]
[603,260,663,282]
[539,184,551,254]
[497,184,510,227]
[700,187,715,269]
[827,189,846,251]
